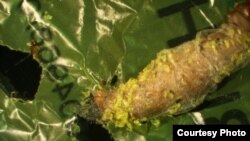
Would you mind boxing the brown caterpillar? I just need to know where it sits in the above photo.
[80,1,250,129]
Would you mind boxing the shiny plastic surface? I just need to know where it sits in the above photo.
[0,0,249,141]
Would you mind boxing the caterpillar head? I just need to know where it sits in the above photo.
[77,94,102,121]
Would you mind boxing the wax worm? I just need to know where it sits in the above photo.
[80,1,250,129]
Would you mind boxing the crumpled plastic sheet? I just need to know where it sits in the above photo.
[0,0,249,141]
[0,90,76,140]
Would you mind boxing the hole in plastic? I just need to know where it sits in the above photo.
[76,116,114,141]
[0,45,42,100]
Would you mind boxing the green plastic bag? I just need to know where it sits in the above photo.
[0,0,249,141]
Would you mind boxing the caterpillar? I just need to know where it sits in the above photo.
[79,1,250,129]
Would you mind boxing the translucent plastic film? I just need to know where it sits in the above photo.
[0,0,249,141]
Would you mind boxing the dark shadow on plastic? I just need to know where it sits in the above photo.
[0,45,42,100]
[192,91,241,112]
[109,75,118,86]
[76,116,114,141]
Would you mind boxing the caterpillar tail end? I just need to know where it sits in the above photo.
[227,0,250,32]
